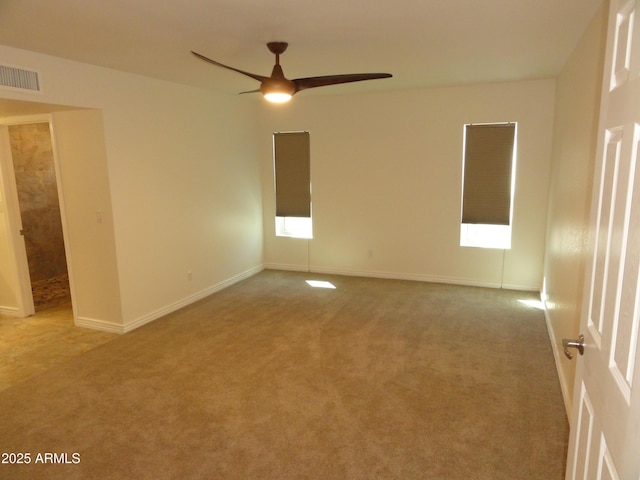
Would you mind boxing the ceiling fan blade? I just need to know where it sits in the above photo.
[293,73,392,92]
[239,89,261,95]
[191,51,268,83]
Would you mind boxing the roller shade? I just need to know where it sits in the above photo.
[274,131,311,218]
[462,123,515,225]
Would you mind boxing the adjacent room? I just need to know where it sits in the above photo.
[1,0,639,478]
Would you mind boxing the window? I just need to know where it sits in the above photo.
[273,131,312,239]
[275,216,313,239]
[460,122,516,249]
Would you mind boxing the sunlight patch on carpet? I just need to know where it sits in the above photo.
[518,299,544,310]
[306,280,336,289]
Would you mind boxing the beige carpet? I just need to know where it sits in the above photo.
[0,270,568,479]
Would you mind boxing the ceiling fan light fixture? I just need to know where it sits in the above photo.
[263,92,293,103]
[261,78,295,103]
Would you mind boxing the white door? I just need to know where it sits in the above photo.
[565,0,640,478]
[0,124,35,316]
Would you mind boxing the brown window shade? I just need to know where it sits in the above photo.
[274,131,311,218]
[462,123,515,225]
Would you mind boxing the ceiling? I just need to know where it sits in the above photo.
[0,0,603,98]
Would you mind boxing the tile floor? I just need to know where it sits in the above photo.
[0,302,118,392]
[31,273,71,311]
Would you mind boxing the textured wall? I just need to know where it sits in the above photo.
[8,123,67,283]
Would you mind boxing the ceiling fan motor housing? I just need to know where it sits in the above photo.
[261,76,296,97]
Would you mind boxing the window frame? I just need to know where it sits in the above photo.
[460,122,517,249]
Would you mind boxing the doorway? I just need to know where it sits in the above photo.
[7,122,70,311]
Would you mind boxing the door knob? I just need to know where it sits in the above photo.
[562,334,585,360]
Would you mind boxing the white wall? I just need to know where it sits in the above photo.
[95,76,264,329]
[0,45,264,331]
[50,110,123,329]
[260,80,555,290]
[543,4,606,416]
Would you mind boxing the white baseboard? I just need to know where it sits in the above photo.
[120,265,264,333]
[263,263,310,273]
[0,305,22,317]
[542,297,574,421]
[70,263,540,335]
[500,282,540,292]
[75,316,125,334]
[265,263,538,291]
[73,265,264,334]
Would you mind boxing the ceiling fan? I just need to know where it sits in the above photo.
[191,42,392,103]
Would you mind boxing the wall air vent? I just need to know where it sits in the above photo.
[0,64,42,93]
